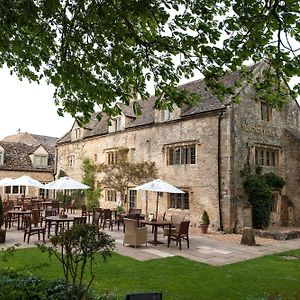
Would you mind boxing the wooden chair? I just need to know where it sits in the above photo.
[92,211,101,227]
[73,216,87,225]
[23,215,46,244]
[167,220,190,250]
[102,209,120,230]
[123,218,147,248]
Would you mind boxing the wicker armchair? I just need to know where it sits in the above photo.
[123,218,147,248]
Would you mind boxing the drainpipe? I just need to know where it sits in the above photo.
[218,111,224,232]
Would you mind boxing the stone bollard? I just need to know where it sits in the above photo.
[241,227,256,246]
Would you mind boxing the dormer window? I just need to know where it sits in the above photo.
[75,128,81,139]
[33,155,48,167]
[161,110,172,122]
[109,116,123,133]
[260,101,272,122]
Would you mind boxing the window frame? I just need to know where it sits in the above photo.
[260,101,272,122]
[167,144,196,166]
[254,145,279,167]
[168,191,189,210]
[67,155,75,167]
[128,189,137,208]
[33,154,48,167]
[106,190,117,202]
[0,150,4,165]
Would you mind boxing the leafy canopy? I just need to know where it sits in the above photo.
[1,1,299,124]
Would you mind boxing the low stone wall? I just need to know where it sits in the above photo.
[254,229,300,240]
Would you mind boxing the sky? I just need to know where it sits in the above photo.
[0,67,74,140]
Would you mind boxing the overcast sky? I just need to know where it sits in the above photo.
[0,65,299,141]
[0,67,74,140]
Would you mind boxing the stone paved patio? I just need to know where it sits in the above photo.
[2,214,300,266]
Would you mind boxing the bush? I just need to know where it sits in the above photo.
[0,269,112,300]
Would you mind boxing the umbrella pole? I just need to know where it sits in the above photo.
[155,193,159,221]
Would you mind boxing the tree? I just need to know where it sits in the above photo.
[1,1,299,124]
[39,224,115,300]
[82,158,102,211]
[97,147,157,206]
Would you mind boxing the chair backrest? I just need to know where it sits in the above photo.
[73,216,87,225]
[171,215,185,226]
[129,208,141,214]
[126,213,140,220]
[125,292,162,300]
[124,218,138,233]
[23,215,32,230]
[81,205,87,216]
[92,211,101,226]
[102,209,111,219]
[32,210,42,225]
[178,220,190,234]
[45,209,57,217]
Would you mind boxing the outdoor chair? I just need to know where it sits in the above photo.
[123,218,147,248]
[23,215,46,244]
[167,220,190,250]
[163,214,185,237]
[67,199,76,213]
[125,292,162,300]
[73,216,87,225]
[81,205,87,217]
[128,208,142,214]
[32,209,43,227]
[92,211,101,227]
[102,209,120,230]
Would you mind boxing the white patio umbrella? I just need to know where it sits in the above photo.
[43,177,89,214]
[0,177,15,200]
[9,175,44,188]
[133,179,184,220]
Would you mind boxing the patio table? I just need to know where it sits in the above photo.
[46,215,74,237]
[139,220,171,246]
[7,210,32,230]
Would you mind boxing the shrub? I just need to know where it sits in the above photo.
[201,211,210,225]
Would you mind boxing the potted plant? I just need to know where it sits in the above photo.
[200,210,210,234]
[0,196,6,243]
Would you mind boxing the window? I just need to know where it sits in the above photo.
[169,192,189,209]
[109,117,122,132]
[33,155,48,167]
[128,189,137,208]
[12,186,19,194]
[75,128,81,139]
[0,150,4,165]
[161,110,171,122]
[67,155,75,167]
[5,186,11,194]
[39,188,49,199]
[167,144,196,165]
[260,102,272,121]
[255,146,279,167]
[106,190,116,202]
[106,151,117,165]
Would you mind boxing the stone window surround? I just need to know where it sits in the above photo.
[254,143,281,167]
[164,141,198,166]
[260,101,273,122]
[106,189,117,202]
[168,189,190,210]
[67,155,75,167]
[128,189,137,208]
[33,154,48,167]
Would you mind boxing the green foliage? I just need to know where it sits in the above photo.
[97,147,157,205]
[82,158,102,210]
[263,172,286,190]
[38,224,115,300]
[201,211,210,225]
[243,166,285,229]
[0,269,109,300]
[58,169,68,178]
[1,1,299,122]
[0,195,4,229]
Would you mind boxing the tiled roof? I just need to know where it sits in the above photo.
[57,69,248,144]
[0,141,54,172]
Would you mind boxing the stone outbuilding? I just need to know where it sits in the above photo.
[56,63,300,232]
[0,132,58,200]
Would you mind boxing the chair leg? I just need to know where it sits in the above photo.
[42,231,45,242]
[24,232,26,242]
[27,234,30,244]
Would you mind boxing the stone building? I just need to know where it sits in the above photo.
[56,63,300,232]
[0,132,57,199]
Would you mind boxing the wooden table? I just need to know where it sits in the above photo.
[139,220,171,246]
[7,210,32,230]
[46,216,74,237]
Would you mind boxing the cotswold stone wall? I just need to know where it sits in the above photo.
[57,114,224,229]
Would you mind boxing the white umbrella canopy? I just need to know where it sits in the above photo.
[43,177,89,190]
[9,175,44,188]
[133,179,184,220]
[0,177,15,186]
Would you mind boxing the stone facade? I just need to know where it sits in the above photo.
[56,65,300,232]
[0,132,57,200]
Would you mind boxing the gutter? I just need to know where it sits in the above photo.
[218,111,224,232]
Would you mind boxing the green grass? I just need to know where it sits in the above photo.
[1,247,300,299]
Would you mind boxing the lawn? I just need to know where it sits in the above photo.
[1,247,300,300]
